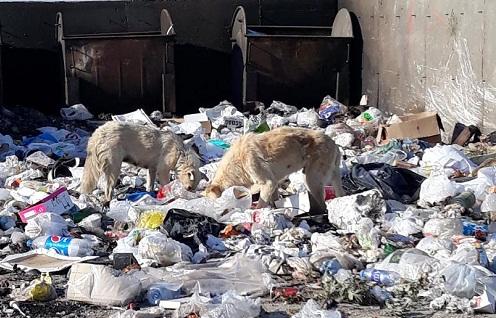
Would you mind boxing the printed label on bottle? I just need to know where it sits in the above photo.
[44,235,72,256]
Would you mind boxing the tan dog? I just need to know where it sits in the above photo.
[80,121,201,202]
[205,127,345,212]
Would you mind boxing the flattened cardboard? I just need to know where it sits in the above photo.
[377,112,443,144]
[0,249,97,272]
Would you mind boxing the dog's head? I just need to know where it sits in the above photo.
[176,148,202,191]
[204,183,223,199]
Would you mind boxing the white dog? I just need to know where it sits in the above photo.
[205,126,344,212]
[80,122,201,201]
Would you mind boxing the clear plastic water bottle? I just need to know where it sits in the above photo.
[146,282,181,305]
[27,235,94,257]
[359,269,400,286]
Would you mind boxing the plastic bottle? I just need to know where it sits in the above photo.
[27,235,94,257]
[319,258,342,276]
[371,286,392,306]
[359,269,400,286]
[146,282,181,305]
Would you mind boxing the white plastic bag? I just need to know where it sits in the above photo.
[419,174,460,204]
[421,145,476,176]
[25,212,69,239]
[482,193,496,213]
[292,299,342,318]
[416,237,454,257]
[422,218,463,239]
[441,263,496,299]
[60,104,94,121]
[327,190,386,233]
[356,218,381,250]
[203,291,261,318]
[138,232,192,266]
[374,248,439,280]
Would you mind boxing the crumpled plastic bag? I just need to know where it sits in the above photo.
[292,299,342,318]
[374,248,439,280]
[18,273,57,302]
[60,104,94,120]
[421,145,476,176]
[25,212,69,239]
[422,218,463,239]
[450,243,489,267]
[138,232,192,266]
[318,95,347,124]
[311,231,344,252]
[416,237,454,258]
[389,214,424,236]
[67,264,142,306]
[440,263,496,299]
[482,193,496,212]
[419,174,461,205]
[327,190,386,233]
[356,218,381,250]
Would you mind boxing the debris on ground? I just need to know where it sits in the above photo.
[2,98,496,317]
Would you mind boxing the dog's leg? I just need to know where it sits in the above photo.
[330,152,345,197]
[103,163,121,202]
[329,166,345,197]
[257,180,277,208]
[147,168,157,192]
[157,168,170,186]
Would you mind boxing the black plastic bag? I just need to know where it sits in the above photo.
[342,163,425,204]
[162,209,223,253]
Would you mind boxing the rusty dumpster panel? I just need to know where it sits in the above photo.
[231,7,354,109]
[57,9,176,115]
[246,35,351,108]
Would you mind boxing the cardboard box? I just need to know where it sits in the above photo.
[18,187,75,223]
[377,111,443,144]
[183,113,212,134]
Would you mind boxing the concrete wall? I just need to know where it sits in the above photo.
[339,0,496,134]
[0,0,338,114]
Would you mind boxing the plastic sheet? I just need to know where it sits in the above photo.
[144,255,270,297]
[425,39,496,135]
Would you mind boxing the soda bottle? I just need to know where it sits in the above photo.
[27,235,94,257]
[359,269,400,286]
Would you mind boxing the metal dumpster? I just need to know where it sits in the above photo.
[231,7,354,109]
[56,9,176,115]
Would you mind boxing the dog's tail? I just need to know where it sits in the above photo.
[80,139,101,194]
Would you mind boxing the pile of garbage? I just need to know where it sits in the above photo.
[2,96,496,317]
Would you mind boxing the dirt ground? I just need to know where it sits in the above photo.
[1,267,491,318]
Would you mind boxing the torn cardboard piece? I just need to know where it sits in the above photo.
[0,249,98,272]
[184,113,212,134]
[377,111,444,144]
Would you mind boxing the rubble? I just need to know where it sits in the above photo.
[2,99,496,318]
